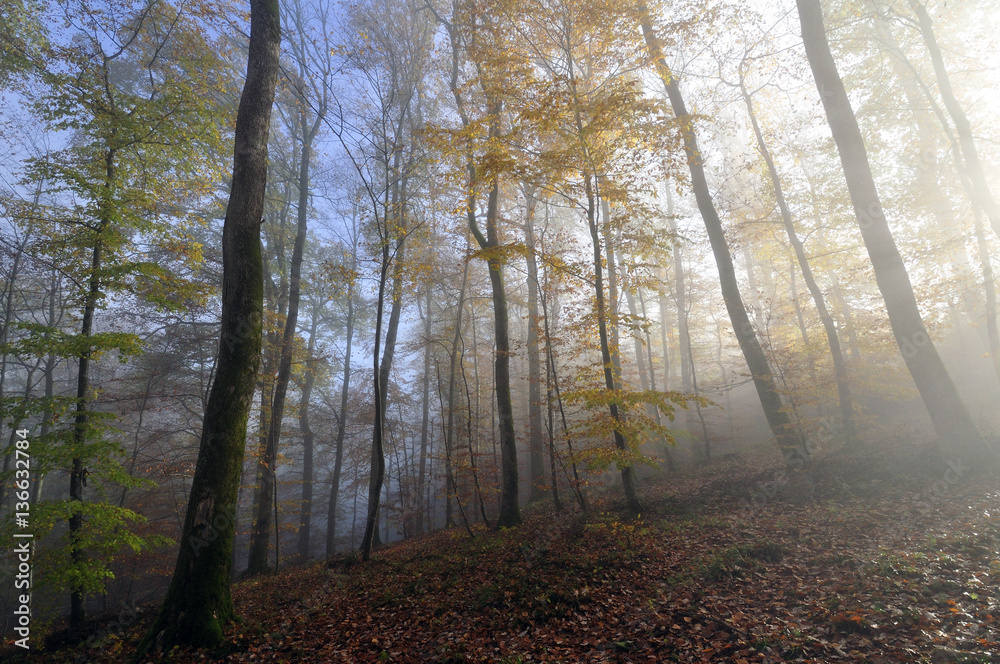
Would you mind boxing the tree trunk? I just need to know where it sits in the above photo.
[585,171,641,512]
[325,276,354,557]
[481,174,521,527]
[738,72,855,438]
[796,0,985,457]
[443,257,470,528]
[524,186,546,502]
[973,211,1000,385]
[69,148,115,629]
[540,276,587,511]
[638,3,807,466]
[434,8,520,526]
[638,287,675,470]
[562,50,640,510]
[246,109,318,576]
[34,271,59,505]
[416,286,432,535]
[361,235,404,560]
[134,0,279,652]
[296,302,320,560]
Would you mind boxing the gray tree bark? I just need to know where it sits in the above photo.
[738,70,855,438]
[134,0,279,652]
[638,2,808,466]
[796,0,985,457]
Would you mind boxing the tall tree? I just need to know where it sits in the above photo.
[735,64,856,439]
[428,0,521,526]
[325,224,360,557]
[19,0,229,627]
[795,0,985,457]
[523,184,546,501]
[245,0,332,576]
[637,0,808,467]
[134,0,280,652]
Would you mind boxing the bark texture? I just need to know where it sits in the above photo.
[134,0,279,653]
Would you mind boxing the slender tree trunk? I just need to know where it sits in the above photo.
[416,286,432,536]
[325,267,355,558]
[562,50,639,510]
[460,338,491,526]
[657,278,672,390]
[0,186,38,433]
[601,196,624,384]
[742,244,765,331]
[667,195,692,433]
[481,144,520,528]
[443,258,470,528]
[34,272,59,505]
[523,186,546,501]
[540,280,586,511]
[434,9,520,526]
[739,73,855,438]
[296,304,320,560]
[585,172,640,512]
[638,3,807,466]
[361,235,404,560]
[0,206,39,507]
[544,358,564,513]
[789,259,810,348]
[638,287,675,470]
[973,212,1000,385]
[246,113,318,576]
[627,286,674,470]
[135,0,279,652]
[70,147,116,629]
[796,0,985,457]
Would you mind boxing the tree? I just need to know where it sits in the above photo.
[636,0,809,467]
[735,62,856,439]
[13,0,230,628]
[904,0,1000,240]
[428,0,521,527]
[134,0,280,652]
[245,0,333,577]
[795,0,986,458]
[522,184,546,501]
[338,0,432,558]
[325,209,363,557]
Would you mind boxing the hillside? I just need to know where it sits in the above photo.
[7,448,1000,664]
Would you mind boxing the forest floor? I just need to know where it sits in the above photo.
[7,443,1000,663]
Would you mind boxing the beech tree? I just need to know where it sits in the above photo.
[245,0,333,577]
[134,0,280,652]
[795,0,985,458]
[734,61,856,439]
[10,0,231,628]
[636,0,809,467]
[427,0,523,527]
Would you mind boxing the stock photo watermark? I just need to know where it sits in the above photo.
[915,457,971,505]
[10,427,33,649]
[188,502,238,556]
[221,312,262,353]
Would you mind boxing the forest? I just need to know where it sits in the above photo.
[2,0,1000,661]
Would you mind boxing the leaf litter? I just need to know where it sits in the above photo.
[10,447,1000,664]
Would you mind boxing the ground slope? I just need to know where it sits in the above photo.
[7,447,1000,663]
